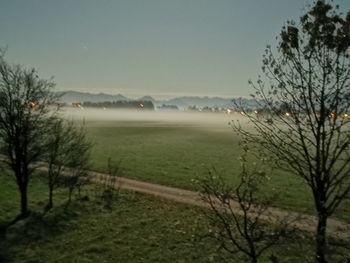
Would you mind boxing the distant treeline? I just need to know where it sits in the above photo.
[82,100,155,110]
[157,104,179,110]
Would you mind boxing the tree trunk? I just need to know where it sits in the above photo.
[68,187,73,203]
[47,185,53,210]
[315,212,328,263]
[248,241,258,263]
[47,165,54,210]
[19,183,28,217]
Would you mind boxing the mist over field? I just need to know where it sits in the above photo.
[60,108,250,131]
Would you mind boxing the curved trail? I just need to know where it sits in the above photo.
[89,171,350,240]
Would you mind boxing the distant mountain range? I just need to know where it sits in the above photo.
[57,91,128,103]
[57,91,258,109]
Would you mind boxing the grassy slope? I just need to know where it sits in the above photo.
[85,120,350,222]
[0,173,320,263]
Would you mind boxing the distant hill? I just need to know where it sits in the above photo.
[58,91,258,109]
[224,97,260,109]
[164,96,232,108]
[138,96,156,103]
[156,97,259,109]
[57,91,129,103]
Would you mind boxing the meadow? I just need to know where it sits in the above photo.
[0,171,320,263]
[0,109,348,262]
[65,108,350,222]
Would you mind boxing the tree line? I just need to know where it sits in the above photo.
[82,100,155,110]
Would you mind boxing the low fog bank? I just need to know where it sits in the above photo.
[60,108,250,130]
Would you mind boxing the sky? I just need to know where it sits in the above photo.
[0,0,349,99]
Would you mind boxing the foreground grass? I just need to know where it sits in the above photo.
[83,118,350,222]
[1,198,217,262]
[0,172,217,262]
[3,172,344,262]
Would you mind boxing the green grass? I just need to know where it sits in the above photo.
[84,119,350,222]
[87,121,239,187]
[0,173,217,262]
[1,172,337,263]
[1,113,348,262]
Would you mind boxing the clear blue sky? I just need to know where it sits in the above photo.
[0,0,349,98]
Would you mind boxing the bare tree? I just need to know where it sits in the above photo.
[96,157,123,209]
[235,1,350,262]
[64,122,91,204]
[200,143,284,263]
[0,51,57,217]
[45,119,76,210]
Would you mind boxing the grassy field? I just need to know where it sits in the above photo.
[0,173,217,262]
[65,109,350,222]
[0,109,346,263]
[0,172,328,263]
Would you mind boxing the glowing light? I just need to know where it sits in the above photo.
[140,104,144,108]
[254,110,258,114]
[328,112,335,118]
[240,111,245,115]
[285,112,290,117]
[226,109,231,114]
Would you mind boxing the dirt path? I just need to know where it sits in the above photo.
[89,171,350,240]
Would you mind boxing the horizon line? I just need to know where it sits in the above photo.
[56,89,252,100]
